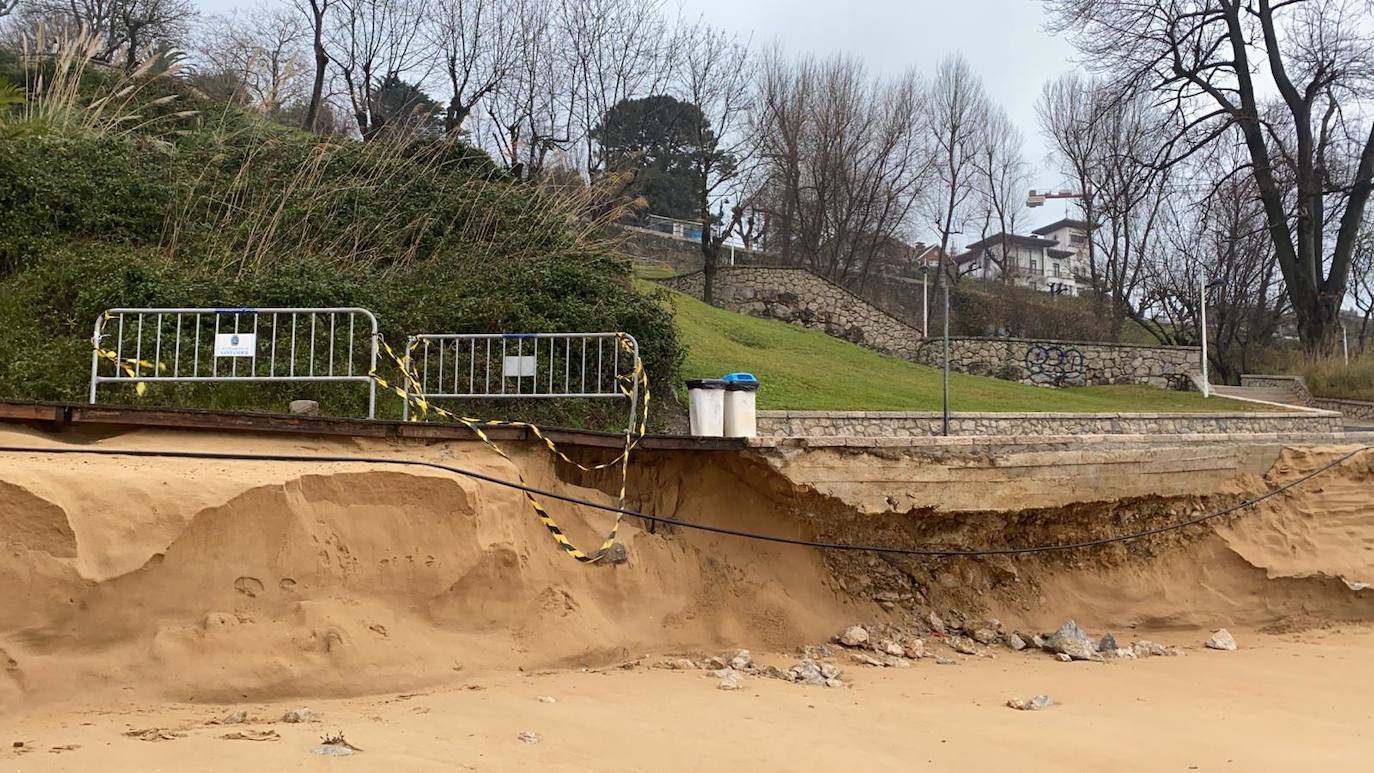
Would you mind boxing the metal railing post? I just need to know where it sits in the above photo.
[88,314,105,404]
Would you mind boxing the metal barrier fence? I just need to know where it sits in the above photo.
[401,332,640,432]
[89,307,380,417]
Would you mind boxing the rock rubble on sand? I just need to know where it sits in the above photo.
[312,744,355,757]
[849,652,886,668]
[837,626,870,647]
[1132,640,1182,658]
[655,658,698,670]
[1006,695,1053,711]
[664,614,1194,695]
[785,659,846,688]
[727,649,753,670]
[717,671,744,690]
[947,635,982,656]
[1205,629,1238,651]
[281,708,315,723]
[1043,620,1103,662]
[789,660,826,685]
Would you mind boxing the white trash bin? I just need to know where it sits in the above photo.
[686,379,726,437]
[722,373,759,438]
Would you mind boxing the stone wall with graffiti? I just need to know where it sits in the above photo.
[912,337,1199,389]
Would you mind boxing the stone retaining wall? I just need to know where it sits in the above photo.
[661,266,923,357]
[611,225,780,274]
[756,410,1343,438]
[1315,397,1374,421]
[913,337,1199,389]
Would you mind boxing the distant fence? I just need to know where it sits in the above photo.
[89,307,380,417]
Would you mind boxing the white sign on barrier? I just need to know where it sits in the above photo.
[502,355,537,378]
[214,333,257,357]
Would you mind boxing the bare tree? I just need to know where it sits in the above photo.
[924,54,988,283]
[196,6,308,116]
[291,0,331,131]
[22,0,195,66]
[971,105,1029,281]
[1091,91,1173,336]
[752,52,929,287]
[559,0,674,177]
[324,0,429,140]
[1352,224,1374,351]
[482,0,567,178]
[427,0,516,135]
[753,45,813,265]
[1137,141,1287,382]
[675,18,751,304]
[1,0,19,20]
[1038,74,1103,295]
[1045,0,1374,353]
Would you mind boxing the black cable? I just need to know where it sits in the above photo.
[0,444,1367,557]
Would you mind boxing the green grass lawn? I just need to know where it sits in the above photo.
[661,286,1265,413]
[632,263,678,279]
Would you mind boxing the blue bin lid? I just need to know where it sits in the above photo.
[721,372,759,391]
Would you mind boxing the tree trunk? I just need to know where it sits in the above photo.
[1294,295,1344,355]
[445,99,470,135]
[700,207,719,305]
[702,250,717,306]
[305,18,327,132]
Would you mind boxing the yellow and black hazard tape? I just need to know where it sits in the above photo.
[369,332,650,564]
[94,348,168,396]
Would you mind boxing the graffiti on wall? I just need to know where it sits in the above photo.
[1024,344,1086,385]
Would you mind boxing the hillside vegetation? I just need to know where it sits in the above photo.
[666,287,1260,412]
[0,44,681,427]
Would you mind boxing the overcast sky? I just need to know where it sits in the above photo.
[199,0,1085,227]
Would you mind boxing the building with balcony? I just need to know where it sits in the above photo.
[957,218,1092,296]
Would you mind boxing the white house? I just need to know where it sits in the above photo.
[958,218,1092,296]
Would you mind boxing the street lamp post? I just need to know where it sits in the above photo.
[1199,268,1210,398]
[942,269,950,436]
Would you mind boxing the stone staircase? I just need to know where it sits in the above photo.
[1211,382,1310,407]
